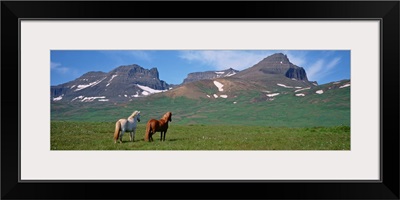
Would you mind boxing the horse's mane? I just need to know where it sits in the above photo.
[128,111,140,119]
[162,112,171,121]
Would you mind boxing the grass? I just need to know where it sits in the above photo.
[51,86,350,127]
[51,122,350,150]
[51,84,350,150]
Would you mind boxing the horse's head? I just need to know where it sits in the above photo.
[164,111,172,122]
[136,111,141,122]
[128,111,141,122]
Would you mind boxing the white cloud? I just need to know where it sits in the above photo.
[179,50,269,70]
[307,59,324,81]
[326,57,341,70]
[306,57,341,82]
[50,62,61,69]
[51,62,69,74]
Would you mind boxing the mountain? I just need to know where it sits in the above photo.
[234,53,314,88]
[51,53,338,103]
[159,53,318,100]
[51,64,170,102]
[182,68,239,84]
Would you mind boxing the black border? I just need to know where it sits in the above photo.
[2,1,399,199]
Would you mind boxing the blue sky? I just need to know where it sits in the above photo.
[51,50,350,86]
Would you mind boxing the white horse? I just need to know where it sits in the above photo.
[113,111,141,143]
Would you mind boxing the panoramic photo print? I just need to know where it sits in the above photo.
[50,50,351,150]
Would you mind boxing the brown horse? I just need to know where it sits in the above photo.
[144,112,172,142]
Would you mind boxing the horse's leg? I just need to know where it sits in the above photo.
[119,131,124,143]
[114,131,118,144]
[163,130,167,141]
[150,131,153,142]
[160,131,164,141]
[129,131,133,142]
[132,129,136,142]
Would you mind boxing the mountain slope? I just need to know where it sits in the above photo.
[51,80,350,127]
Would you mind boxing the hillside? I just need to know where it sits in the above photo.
[51,79,350,127]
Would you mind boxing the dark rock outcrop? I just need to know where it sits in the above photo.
[110,65,168,90]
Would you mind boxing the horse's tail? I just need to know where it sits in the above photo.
[144,121,151,142]
[113,120,121,143]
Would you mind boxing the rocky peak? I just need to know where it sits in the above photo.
[234,53,310,84]
[112,65,159,79]
[183,68,239,84]
[260,53,290,64]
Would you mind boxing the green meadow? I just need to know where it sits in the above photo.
[51,87,350,150]
[51,122,350,150]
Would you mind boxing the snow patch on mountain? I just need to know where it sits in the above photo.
[106,75,118,87]
[133,92,140,97]
[213,81,224,91]
[277,83,294,88]
[81,96,106,102]
[339,83,351,88]
[215,71,237,78]
[266,93,280,97]
[225,71,237,77]
[295,87,311,93]
[75,77,107,91]
[71,96,84,102]
[137,84,167,95]
[53,95,63,101]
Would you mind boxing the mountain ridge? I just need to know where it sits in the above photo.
[51,53,344,103]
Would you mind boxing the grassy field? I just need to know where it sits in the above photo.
[51,84,350,150]
[51,121,350,150]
